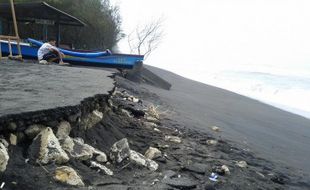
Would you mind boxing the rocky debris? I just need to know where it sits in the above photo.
[129,150,159,171]
[56,121,71,140]
[81,110,103,130]
[59,136,74,153]
[28,127,69,164]
[0,142,9,172]
[110,138,131,163]
[69,138,93,160]
[236,161,247,168]
[25,124,46,139]
[90,161,114,175]
[145,147,162,160]
[145,116,160,124]
[0,138,8,148]
[54,166,84,186]
[93,149,108,163]
[221,165,230,175]
[212,165,230,175]
[143,121,158,129]
[9,133,17,145]
[211,126,220,132]
[164,135,182,143]
[206,139,218,145]
[145,105,160,119]
[184,162,209,174]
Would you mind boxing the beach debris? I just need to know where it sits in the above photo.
[0,182,4,189]
[221,165,230,175]
[211,126,220,132]
[164,135,182,143]
[69,138,94,160]
[236,160,247,168]
[0,142,9,172]
[80,110,103,130]
[90,161,113,175]
[129,150,159,171]
[54,166,84,186]
[145,104,160,119]
[110,138,131,163]
[25,124,46,139]
[56,121,71,140]
[256,171,265,178]
[209,173,218,182]
[206,139,218,145]
[212,165,230,175]
[28,127,69,165]
[145,147,162,160]
[9,133,17,145]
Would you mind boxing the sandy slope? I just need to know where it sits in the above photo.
[144,65,310,176]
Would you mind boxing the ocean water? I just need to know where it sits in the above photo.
[179,64,310,119]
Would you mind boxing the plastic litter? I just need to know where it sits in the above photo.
[0,182,5,189]
[209,172,218,182]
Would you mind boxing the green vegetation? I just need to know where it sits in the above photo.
[0,0,122,50]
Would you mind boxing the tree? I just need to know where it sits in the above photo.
[127,18,164,59]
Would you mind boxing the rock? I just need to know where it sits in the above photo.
[93,149,107,163]
[28,127,69,165]
[0,142,9,172]
[221,165,230,175]
[54,166,84,186]
[121,109,132,118]
[130,150,159,171]
[206,140,218,145]
[145,147,162,160]
[0,139,9,148]
[90,161,114,175]
[164,136,182,143]
[81,110,103,130]
[146,116,160,124]
[8,122,17,131]
[110,138,131,163]
[70,138,93,160]
[211,126,220,132]
[9,133,17,145]
[56,121,71,140]
[25,124,46,139]
[143,122,158,129]
[162,176,197,189]
[184,163,209,174]
[236,161,247,168]
[59,136,74,152]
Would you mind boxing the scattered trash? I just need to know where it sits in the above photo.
[0,182,5,189]
[209,173,218,182]
[25,158,29,163]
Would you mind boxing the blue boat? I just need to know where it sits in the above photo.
[0,39,144,69]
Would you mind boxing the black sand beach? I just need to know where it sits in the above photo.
[0,61,309,189]
[143,65,310,176]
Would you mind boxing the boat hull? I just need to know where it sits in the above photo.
[0,40,143,69]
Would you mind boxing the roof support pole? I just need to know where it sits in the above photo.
[56,15,60,47]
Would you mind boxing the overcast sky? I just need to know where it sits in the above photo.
[112,0,310,80]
